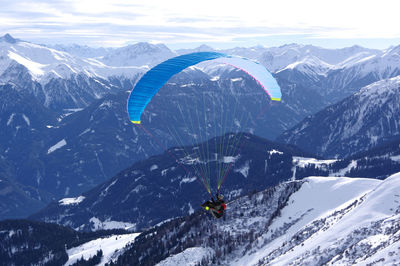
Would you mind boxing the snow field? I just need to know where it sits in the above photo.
[230,175,400,265]
[155,247,215,266]
[65,233,140,266]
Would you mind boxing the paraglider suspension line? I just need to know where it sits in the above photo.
[137,124,212,196]
[217,101,274,193]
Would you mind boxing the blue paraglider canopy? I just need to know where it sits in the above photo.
[127,52,281,124]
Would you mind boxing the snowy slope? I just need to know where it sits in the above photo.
[231,176,381,265]
[65,233,140,266]
[256,174,400,265]
[114,173,400,265]
[155,247,214,266]
[277,55,334,77]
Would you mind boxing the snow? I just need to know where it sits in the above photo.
[179,176,197,186]
[99,179,118,198]
[132,185,146,193]
[276,55,334,76]
[358,234,390,249]
[269,149,284,155]
[234,160,250,177]
[339,53,377,68]
[6,113,15,126]
[361,234,400,265]
[390,154,400,162]
[223,155,239,163]
[0,39,148,86]
[246,173,400,265]
[150,164,158,171]
[65,233,140,266]
[231,175,383,266]
[8,230,16,238]
[22,114,30,126]
[59,196,85,206]
[99,100,113,108]
[156,247,214,266]
[47,139,67,154]
[64,108,84,113]
[357,75,400,98]
[188,203,194,214]
[331,160,357,176]
[88,217,137,231]
[268,176,380,234]
[8,51,45,78]
[79,128,91,136]
[293,156,337,168]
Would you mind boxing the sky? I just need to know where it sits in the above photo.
[1,0,400,50]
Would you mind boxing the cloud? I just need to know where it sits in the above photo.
[2,0,400,48]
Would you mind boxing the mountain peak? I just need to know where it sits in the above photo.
[128,42,168,52]
[278,43,305,49]
[195,44,215,51]
[387,44,400,55]
[0,33,17,44]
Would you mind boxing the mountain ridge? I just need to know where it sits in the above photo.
[278,75,400,158]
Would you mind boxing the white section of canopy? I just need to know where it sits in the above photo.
[212,56,281,101]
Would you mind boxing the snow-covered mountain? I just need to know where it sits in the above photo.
[47,43,113,58]
[223,43,380,73]
[278,75,400,158]
[0,34,149,82]
[3,173,400,265]
[176,44,215,55]
[322,45,400,101]
[223,43,400,105]
[5,173,399,265]
[108,173,400,266]
[1,34,394,111]
[0,34,149,110]
[30,128,400,232]
[100,42,176,67]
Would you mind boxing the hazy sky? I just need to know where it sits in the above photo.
[1,0,400,49]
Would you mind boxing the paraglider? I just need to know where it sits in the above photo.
[201,194,226,219]
[127,52,281,218]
